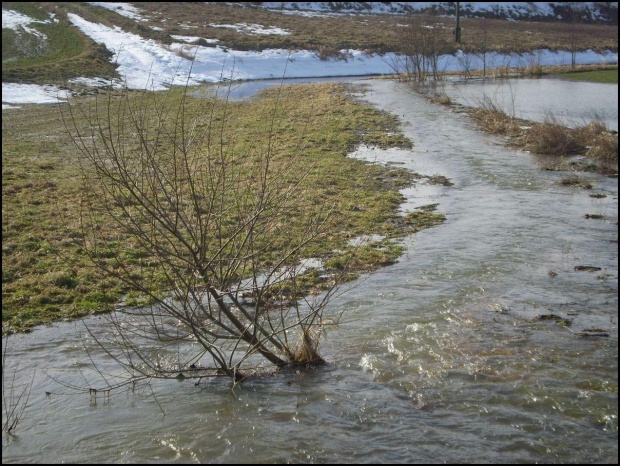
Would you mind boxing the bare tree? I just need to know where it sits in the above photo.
[60,80,350,385]
[388,15,450,82]
[474,19,490,78]
[456,46,475,79]
[569,5,579,68]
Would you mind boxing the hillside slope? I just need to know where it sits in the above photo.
[255,2,618,23]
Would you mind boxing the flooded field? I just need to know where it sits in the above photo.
[441,77,618,131]
[2,79,617,463]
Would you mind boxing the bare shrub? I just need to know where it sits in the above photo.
[586,131,618,161]
[429,93,453,106]
[474,19,490,78]
[523,50,544,77]
[456,48,475,79]
[60,80,352,385]
[525,122,584,155]
[2,337,33,435]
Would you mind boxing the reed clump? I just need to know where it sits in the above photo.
[578,122,618,161]
[467,104,618,163]
[524,121,584,155]
[429,93,453,106]
[468,107,521,135]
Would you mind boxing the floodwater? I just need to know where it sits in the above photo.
[2,79,618,464]
[440,77,619,131]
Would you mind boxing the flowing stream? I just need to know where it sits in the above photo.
[2,79,617,464]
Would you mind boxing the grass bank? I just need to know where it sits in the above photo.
[553,67,618,83]
[2,82,446,334]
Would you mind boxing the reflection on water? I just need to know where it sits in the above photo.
[441,77,618,131]
[2,80,617,464]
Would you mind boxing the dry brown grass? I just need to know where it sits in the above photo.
[459,16,618,55]
[585,131,619,161]
[468,107,522,135]
[289,329,325,365]
[117,3,618,56]
[525,122,584,155]
[466,105,618,163]
[429,93,453,106]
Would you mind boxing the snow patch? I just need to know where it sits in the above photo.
[209,23,291,35]
[2,9,52,39]
[1,83,70,105]
[67,13,196,90]
[67,13,394,88]
[170,35,219,44]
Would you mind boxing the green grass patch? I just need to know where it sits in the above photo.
[555,68,618,83]
[2,82,447,334]
[2,2,51,21]
[2,2,118,84]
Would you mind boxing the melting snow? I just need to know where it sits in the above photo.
[1,83,70,105]
[209,23,291,35]
[170,35,219,44]
[2,9,52,39]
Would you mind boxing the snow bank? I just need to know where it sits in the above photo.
[67,13,195,90]
[66,13,395,89]
[209,23,291,35]
[170,35,219,44]
[2,9,53,39]
[1,83,70,105]
[67,13,618,89]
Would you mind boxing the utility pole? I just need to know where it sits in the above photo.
[455,1,462,43]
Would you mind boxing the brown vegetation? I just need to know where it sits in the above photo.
[467,107,618,164]
[114,3,618,56]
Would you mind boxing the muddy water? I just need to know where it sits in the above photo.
[2,80,617,463]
